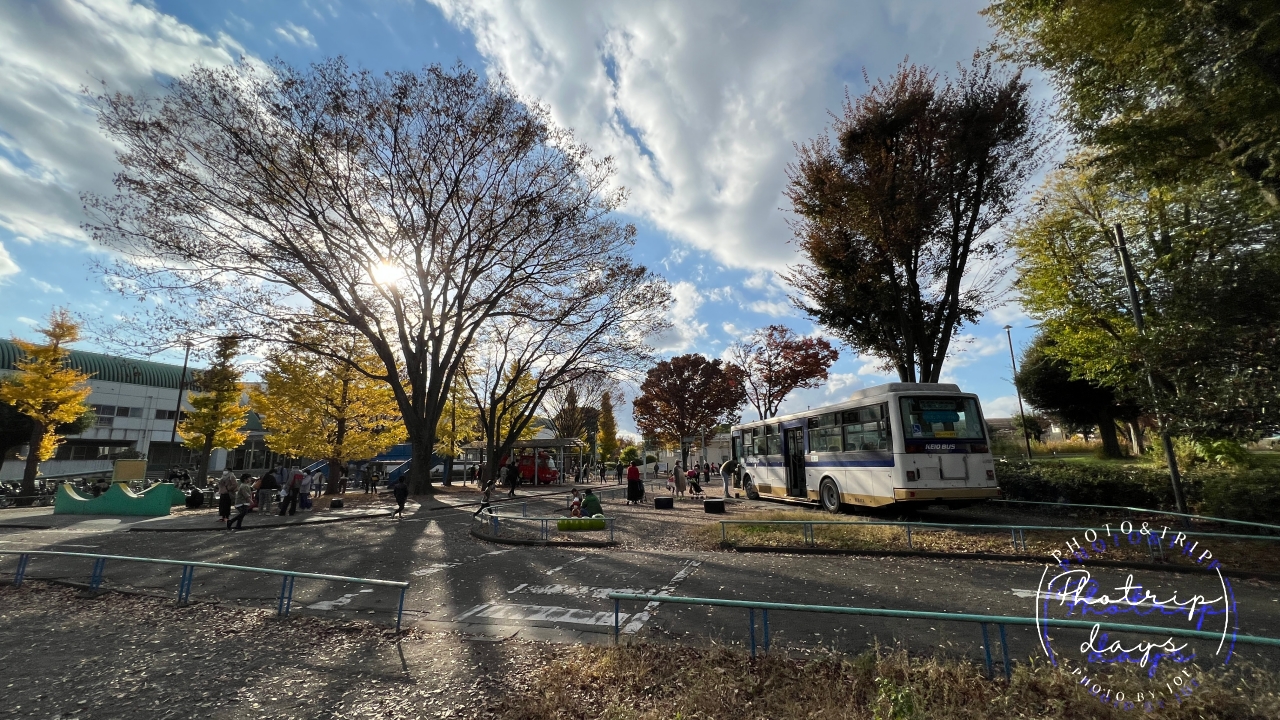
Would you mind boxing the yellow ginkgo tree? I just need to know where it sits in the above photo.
[178,337,248,485]
[251,327,405,493]
[0,309,92,504]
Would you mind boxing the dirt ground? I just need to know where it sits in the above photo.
[0,582,556,720]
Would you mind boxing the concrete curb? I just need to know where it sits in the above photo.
[0,524,53,530]
[723,544,1280,581]
[469,527,617,548]
[128,510,395,532]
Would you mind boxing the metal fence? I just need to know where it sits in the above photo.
[472,507,616,543]
[2,550,411,630]
[990,499,1280,533]
[607,592,1280,680]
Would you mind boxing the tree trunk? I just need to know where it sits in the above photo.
[1097,417,1123,458]
[408,430,433,495]
[326,457,343,495]
[442,455,454,486]
[195,436,215,487]
[19,423,43,507]
[1128,422,1146,455]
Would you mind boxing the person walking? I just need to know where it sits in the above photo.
[672,462,687,498]
[391,477,409,519]
[227,474,253,530]
[615,461,624,485]
[472,474,495,518]
[279,467,302,516]
[598,462,606,484]
[299,470,314,511]
[625,460,644,505]
[216,470,237,524]
[507,460,520,498]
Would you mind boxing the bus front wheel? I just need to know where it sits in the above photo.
[744,475,760,501]
[819,478,841,513]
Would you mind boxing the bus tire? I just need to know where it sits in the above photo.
[744,475,760,501]
[819,478,841,514]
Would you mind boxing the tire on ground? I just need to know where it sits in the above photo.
[819,477,841,514]
[744,474,760,501]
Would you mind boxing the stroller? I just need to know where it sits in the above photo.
[686,469,705,498]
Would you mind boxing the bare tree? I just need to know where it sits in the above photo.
[464,266,669,486]
[85,59,643,492]
[542,370,618,440]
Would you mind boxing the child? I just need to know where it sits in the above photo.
[569,488,583,518]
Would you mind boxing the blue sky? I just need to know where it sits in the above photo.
[0,0,1040,436]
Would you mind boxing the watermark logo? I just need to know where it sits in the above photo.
[1033,522,1238,713]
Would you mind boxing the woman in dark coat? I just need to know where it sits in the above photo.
[625,461,645,504]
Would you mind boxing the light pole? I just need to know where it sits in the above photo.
[1003,325,1033,460]
[168,341,192,446]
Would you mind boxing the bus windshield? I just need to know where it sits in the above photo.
[899,397,984,441]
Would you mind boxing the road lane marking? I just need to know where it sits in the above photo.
[622,560,701,635]
[544,556,586,575]
[507,583,529,594]
[307,588,374,611]
[514,584,654,599]
[452,602,629,627]
[412,549,516,576]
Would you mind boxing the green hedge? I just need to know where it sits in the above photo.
[994,459,1280,524]
[1198,469,1280,525]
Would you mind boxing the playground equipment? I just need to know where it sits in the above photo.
[54,482,171,517]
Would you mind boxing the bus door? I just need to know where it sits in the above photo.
[783,425,806,497]
[731,432,744,489]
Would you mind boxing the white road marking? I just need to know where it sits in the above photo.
[413,549,516,576]
[515,584,654,599]
[452,602,628,627]
[544,556,586,575]
[622,560,701,635]
[306,588,373,611]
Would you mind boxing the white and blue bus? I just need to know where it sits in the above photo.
[730,383,999,512]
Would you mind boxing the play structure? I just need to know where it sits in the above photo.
[54,482,172,517]
[53,459,179,516]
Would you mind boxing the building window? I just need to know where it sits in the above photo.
[92,404,115,417]
[95,415,114,428]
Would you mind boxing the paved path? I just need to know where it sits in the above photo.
[3,489,1278,673]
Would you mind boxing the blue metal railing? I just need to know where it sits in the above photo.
[607,592,1280,680]
[2,550,411,631]
[474,507,616,543]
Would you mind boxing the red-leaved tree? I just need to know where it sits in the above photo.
[728,325,839,420]
[632,354,745,467]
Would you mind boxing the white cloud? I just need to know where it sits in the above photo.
[429,0,993,271]
[982,394,1022,418]
[650,280,707,352]
[990,299,1032,326]
[746,298,794,317]
[947,333,1009,369]
[824,372,860,394]
[0,241,17,278]
[856,359,896,379]
[274,21,317,48]
[16,316,37,326]
[721,321,740,338]
[31,278,62,293]
[0,0,243,245]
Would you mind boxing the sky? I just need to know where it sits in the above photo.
[0,0,1042,437]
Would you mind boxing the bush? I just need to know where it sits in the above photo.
[996,459,1280,523]
[994,459,1201,510]
[1198,468,1280,524]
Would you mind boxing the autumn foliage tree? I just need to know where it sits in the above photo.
[251,326,406,494]
[597,391,620,462]
[785,54,1045,382]
[633,354,746,467]
[0,310,92,504]
[178,337,247,486]
[728,325,839,420]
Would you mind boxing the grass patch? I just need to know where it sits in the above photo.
[692,510,1278,574]
[488,642,1280,720]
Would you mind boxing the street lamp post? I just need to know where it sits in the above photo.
[1003,325,1034,460]
[168,341,192,447]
